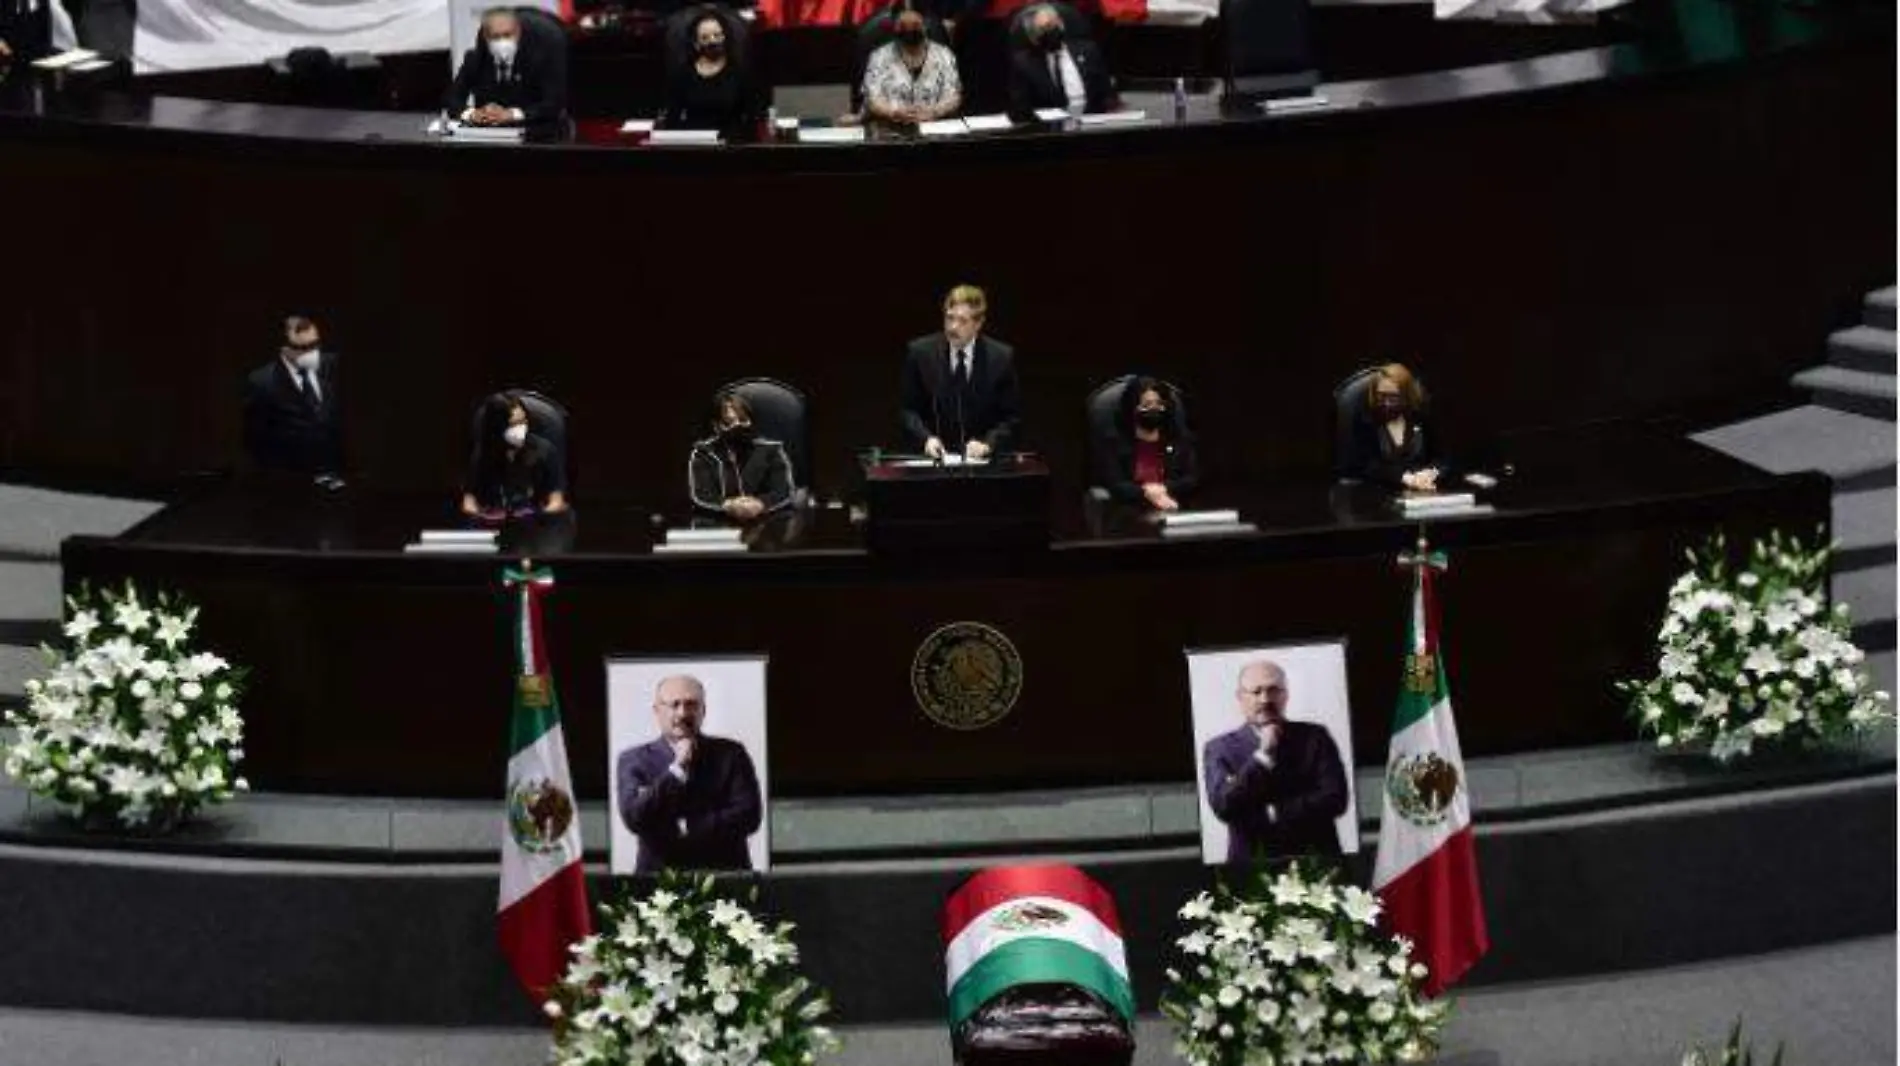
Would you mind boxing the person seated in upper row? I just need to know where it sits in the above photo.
[461,391,569,519]
[661,5,765,138]
[1007,3,1112,122]
[1337,362,1445,492]
[689,391,797,521]
[447,6,568,128]
[860,2,961,131]
[1096,375,1198,512]
[901,284,1021,461]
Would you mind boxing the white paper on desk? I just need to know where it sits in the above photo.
[619,119,656,133]
[918,118,969,137]
[1033,108,1070,123]
[665,527,744,545]
[963,113,1014,132]
[418,529,498,544]
[1160,509,1242,527]
[1265,93,1330,114]
[69,58,115,73]
[32,48,99,70]
[649,129,721,146]
[774,117,801,132]
[892,455,990,468]
[1077,110,1149,126]
[798,126,866,144]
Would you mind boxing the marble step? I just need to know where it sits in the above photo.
[1792,365,1897,422]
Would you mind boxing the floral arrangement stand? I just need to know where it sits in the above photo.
[4,583,247,832]
[1624,532,1891,763]
[944,865,1137,1066]
[1161,861,1449,1066]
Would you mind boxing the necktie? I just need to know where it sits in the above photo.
[953,350,969,390]
[1049,54,1061,95]
[299,368,320,407]
[498,61,512,84]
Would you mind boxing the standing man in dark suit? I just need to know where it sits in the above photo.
[1006,4,1111,121]
[1203,659,1349,864]
[242,315,344,481]
[446,6,568,129]
[901,284,1022,461]
[615,674,764,874]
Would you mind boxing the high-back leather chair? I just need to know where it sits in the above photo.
[1084,373,1186,499]
[720,377,812,505]
[1331,365,1382,483]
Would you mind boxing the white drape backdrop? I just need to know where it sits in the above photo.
[131,0,450,73]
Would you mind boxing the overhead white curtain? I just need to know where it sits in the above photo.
[132,0,450,73]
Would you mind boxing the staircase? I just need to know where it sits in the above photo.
[1694,285,1898,696]
[0,487,161,714]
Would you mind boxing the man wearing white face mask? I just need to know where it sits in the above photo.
[445,6,569,129]
[242,314,344,480]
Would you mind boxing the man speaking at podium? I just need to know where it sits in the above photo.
[901,284,1022,461]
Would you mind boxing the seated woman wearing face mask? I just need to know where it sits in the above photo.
[460,391,569,520]
[1338,362,1447,493]
[1094,375,1199,512]
[661,8,762,140]
[860,3,961,131]
[689,392,797,521]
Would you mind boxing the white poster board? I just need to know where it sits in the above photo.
[1185,639,1359,864]
[606,655,771,874]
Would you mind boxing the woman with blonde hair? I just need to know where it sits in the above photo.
[1337,363,1444,491]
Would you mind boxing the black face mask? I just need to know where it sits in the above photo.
[1037,26,1065,52]
[895,26,925,46]
[698,40,726,60]
[721,423,756,445]
[1135,408,1169,430]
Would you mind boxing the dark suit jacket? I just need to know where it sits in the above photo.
[1094,427,1199,503]
[0,0,48,61]
[900,333,1022,453]
[1203,721,1348,864]
[1337,411,1444,489]
[689,436,796,514]
[445,30,567,126]
[242,354,343,475]
[615,735,762,874]
[1006,40,1111,121]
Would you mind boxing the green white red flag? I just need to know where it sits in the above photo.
[1372,551,1489,996]
[942,865,1135,1030]
[497,565,591,1005]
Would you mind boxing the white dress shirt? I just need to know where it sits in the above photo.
[1049,47,1086,116]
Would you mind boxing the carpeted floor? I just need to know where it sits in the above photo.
[0,935,1889,1066]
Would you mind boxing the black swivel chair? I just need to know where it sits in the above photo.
[1331,366,1381,484]
[1083,374,1187,501]
[719,377,813,507]
[471,389,573,490]
[850,3,953,113]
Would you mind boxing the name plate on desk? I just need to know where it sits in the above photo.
[798,126,866,144]
[418,529,498,544]
[1265,94,1331,115]
[891,455,989,469]
[964,114,1014,132]
[441,123,526,143]
[1077,110,1149,127]
[1160,509,1241,528]
[665,527,744,545]
[918,118,970,137]
[648,129,721,146]
[653,540,749,554]
[404,540,499,554]
[1395,493,1491,519]
[618,119,656,134]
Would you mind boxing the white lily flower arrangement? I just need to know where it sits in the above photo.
[1622,531,1891,762]
[1161,862,1449,1066]
[3,582,249,829]
[547,871,840,1066]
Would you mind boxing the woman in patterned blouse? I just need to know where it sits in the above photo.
[861,5,961,128]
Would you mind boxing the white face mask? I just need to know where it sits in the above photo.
[293,349,320,372]
[488,36,518,63]
[503,423,529,447]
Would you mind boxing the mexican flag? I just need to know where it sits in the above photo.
[496,566,591,1005]
[1371,554,1488,997]
[942,865,1135,1030]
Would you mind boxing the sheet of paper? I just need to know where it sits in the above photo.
[619,119,656,133]
[69,58,115,73]
[918,118,969,137]
[963,114,1014,132]
[1077,110,1149,126]
[1033,108,1069,123]
[648,129,720,146]
[774,117,800,132]
[32,48,99,70]
[799,127,867,144]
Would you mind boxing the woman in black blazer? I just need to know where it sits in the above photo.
[1338,362,1445,491]
[1095,376,1199,511]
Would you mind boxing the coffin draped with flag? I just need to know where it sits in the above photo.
[942,864,1136,1065]
[1371,552,1489,997]
[496,565,592,1005]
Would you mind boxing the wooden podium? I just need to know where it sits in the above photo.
[861,454,1051,555]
